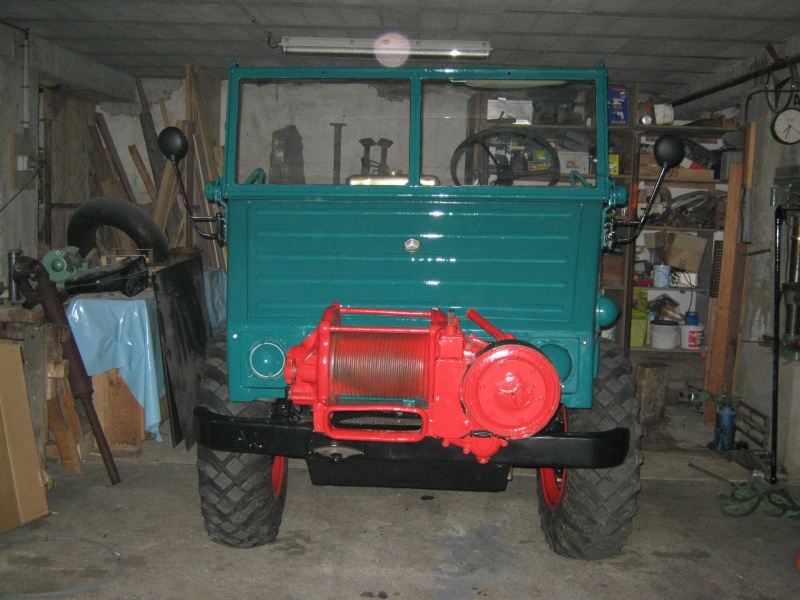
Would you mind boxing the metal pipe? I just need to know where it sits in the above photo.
[773,207,785,485]
[330,123,345,184]
[671,52,800,107]
[8,249,22,302]
[16,258,121,485]
[785,217,800,335]
[21,31,29,129]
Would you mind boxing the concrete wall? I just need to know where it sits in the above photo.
[0,27,40,289]
[677,34,800,477]
[0,26,134,289]
[97,79,186,205]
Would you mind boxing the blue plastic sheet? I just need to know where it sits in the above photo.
[67,290,166,441]
[203,268,227,336]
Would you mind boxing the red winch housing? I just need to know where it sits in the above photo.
[285,304,562,463]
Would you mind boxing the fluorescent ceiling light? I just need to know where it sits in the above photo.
[279,36,492,59]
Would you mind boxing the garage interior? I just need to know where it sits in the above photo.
[0,1,799,598]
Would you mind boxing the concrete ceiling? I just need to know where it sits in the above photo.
[1,0,800,103]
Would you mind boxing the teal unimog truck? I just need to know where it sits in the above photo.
[157,63,682,560]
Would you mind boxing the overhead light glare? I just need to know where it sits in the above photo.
[279,36,492,59]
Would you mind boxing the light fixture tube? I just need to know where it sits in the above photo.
[279,36,492,58]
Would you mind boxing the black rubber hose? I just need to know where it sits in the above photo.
[67,197,170,262]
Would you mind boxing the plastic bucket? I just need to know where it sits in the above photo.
[653,264,671,288]
[680,323,705,349]
[650,319,679,349]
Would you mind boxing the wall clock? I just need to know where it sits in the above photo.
[770,107,800,145]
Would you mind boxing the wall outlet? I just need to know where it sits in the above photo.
[16,155,29,171]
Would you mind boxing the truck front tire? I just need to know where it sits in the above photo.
[536,340,642,559]
[197,336,288,548]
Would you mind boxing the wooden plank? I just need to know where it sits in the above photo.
[160,99,170,129]
[87,124,115,184]
[182,120,196,250]
[136,79,166,185]
[741,122,757,190]
[0,304,44,324]
[704,162,747,397]
[129,144,157,201]
[41,120,53,246]
[93,112,137,203]
[46,359,68,379]
[153,153,179,233]
[186,65,222,181]
[59,380,84,442]
[192,133,224,269]
[17,326,50,469]
[0,343,50,533]
[47,396,82,474]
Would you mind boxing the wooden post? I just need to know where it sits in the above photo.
[704,162,747,422]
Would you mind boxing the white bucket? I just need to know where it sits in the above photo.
[650,320,679,349]
[680,323,705,349]
[653,264,671,288]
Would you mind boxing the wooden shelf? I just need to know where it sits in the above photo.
[633,125,737,137]
[630,346,704,354]
[641,225,718,232]
[635,286,709,293]
[638,177,725,185]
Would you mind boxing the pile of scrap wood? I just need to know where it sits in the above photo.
[86,64,225,270]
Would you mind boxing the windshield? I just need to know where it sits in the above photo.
[234,74,599,188]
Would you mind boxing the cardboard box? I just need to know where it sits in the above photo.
[665,232,707,273]
[643,230,665,249]
[92,368,146,456]
[558,150,590,174]
[0,343,49,534]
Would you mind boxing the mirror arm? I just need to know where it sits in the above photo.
[613,165,669,246]
[169,160,226,245]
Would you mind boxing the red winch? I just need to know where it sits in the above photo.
[285,304,562,463]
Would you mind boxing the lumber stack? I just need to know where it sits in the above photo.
[86,65,226,271]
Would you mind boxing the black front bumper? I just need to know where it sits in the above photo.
[194,406,630,469]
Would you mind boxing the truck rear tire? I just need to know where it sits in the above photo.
[536,340,642,559]
[196,335,288,548]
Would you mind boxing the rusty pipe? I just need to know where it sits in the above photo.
[14,257,121,485]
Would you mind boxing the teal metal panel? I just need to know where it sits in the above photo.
[219,63,612,410]
[226,194,603,406]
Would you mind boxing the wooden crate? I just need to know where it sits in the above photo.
[92,369,145,456]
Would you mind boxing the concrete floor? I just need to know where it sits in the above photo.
[1,402,799,600]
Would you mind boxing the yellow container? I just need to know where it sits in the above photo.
[609,154,620,175]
